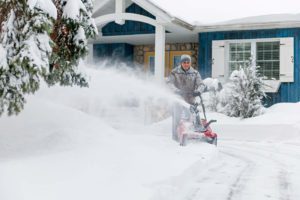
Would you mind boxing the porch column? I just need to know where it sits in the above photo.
[154,24,165,84]
[86,43,94,64]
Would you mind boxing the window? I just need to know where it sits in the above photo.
[256,41,280,80]
[227,40,281,80]
[212,37,294,89]
[229,43,251,75]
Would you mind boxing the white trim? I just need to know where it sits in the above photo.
[155,24,166,83]
[94,10,167,84]
[262,80,281,93]
[280,37,294,82]
[196,22,300,33]
[115,0,126,25]
[224,38,283,81]
[94,13,159,27]
[224,38,281,43]
[132,0,173,23]
[212,40,226,83]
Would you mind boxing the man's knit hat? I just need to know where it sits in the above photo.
[180,54,191,63]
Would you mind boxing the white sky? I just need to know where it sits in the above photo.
[150,0,300,24]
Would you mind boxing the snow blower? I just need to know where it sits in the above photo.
[177,93,218,146]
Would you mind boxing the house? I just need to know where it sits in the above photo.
[91,0,300,105]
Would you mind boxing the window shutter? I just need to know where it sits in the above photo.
[212,40,226,82]
[280,37,294,82]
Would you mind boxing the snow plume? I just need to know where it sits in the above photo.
[0,61,217,200]
[38,62,187,129]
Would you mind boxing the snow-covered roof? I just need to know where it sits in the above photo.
[149,0,300,25]
[93,0,300,33]
[212,13,300,26]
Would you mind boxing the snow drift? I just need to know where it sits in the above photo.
[0,62,299,200]
[0,63,216,200]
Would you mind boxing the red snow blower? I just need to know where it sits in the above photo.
[177,93,218,146]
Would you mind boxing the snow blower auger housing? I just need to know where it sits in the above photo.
[177,93,218,146]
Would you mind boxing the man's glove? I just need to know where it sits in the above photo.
[193,91,201,97]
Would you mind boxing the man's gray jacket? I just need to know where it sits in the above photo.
[167,66,203,104]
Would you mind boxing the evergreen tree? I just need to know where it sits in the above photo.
[0,0,55,115]
[45,0,97,87]
[218,62,266,118]
[0,0,97,116]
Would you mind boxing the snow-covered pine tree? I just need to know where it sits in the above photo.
[0,0,56,115]
[217,62,266,118]
[0,0,97,116]
[45,0,97,87]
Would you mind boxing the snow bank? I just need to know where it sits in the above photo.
[206,102,300,142]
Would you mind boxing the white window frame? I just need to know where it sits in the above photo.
[212,37,294,92]
[224,38,281,81]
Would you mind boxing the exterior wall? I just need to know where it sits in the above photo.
[198,28,300,105]
[134,43,199,67]
[102,3,156,36]
[93,43,133,64]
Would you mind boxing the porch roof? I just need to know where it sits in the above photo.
[92,0,300,45]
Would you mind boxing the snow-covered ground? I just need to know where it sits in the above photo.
[0,64,300,200]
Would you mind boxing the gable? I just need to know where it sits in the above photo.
[102,3,156,36]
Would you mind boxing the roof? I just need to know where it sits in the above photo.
[93,0,300,35]
[149,0,300,25]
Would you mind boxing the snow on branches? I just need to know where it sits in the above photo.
[0,0,97,116]
[0,0,55,115]
[45,0,97,87]
[217,63,266,118]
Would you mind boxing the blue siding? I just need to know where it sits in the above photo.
[198,28,300,105]
[93,43,133,64]
[102,3,156,36]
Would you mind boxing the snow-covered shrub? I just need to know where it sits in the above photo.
[217,63,266,118]
[201,78,222,112]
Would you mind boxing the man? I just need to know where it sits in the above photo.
[167,54,205,141]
